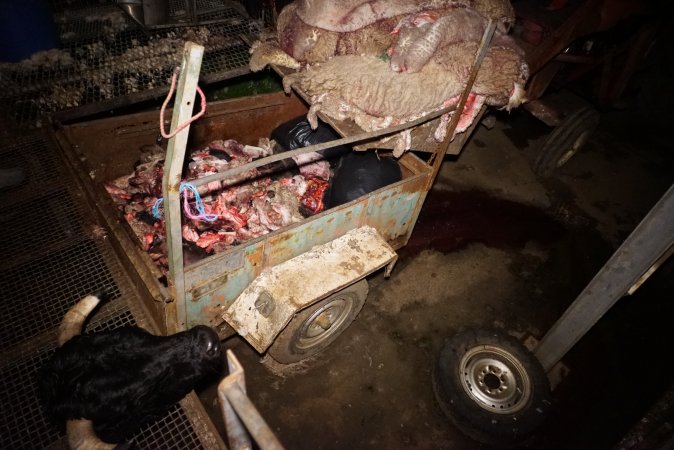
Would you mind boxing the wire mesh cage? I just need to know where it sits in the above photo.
[0,313,211,450]
[0,134,224,450]
[0,136,124,351]
[0,0,270,129]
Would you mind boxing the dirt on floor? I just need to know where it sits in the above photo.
[199,106,673,450]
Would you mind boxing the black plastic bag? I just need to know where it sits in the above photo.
[271,115,350,161]
[327,152,402,208]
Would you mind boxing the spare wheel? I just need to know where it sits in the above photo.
[433,328,552,446]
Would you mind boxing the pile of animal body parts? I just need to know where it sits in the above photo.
[250,0,528,156]
[105,139,328,274]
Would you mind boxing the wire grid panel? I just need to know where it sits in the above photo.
[0,346,65,450]
[0,132,221,449]
[1,0,261,129]
[0,312,206,450]
[0,240,123,350]
[0,189,88,263]
[0,135,127,350]
[171,0,253,22]
[134,404,206,449]
[0,136,62,185]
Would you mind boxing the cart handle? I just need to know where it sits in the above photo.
[189,102,457,189]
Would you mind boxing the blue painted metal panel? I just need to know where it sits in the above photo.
[185,243,264,328]
[184,162,430,328]
[366,188,423,243]
[263,202,367,267]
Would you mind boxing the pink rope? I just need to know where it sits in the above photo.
[182,189,215,221]
[180,182,218,222]
[160,67,207,139]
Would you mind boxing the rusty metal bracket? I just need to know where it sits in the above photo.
[218,350,285,450]
[384,255,399,278]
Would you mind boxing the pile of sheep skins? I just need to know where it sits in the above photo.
[250,0,528,155]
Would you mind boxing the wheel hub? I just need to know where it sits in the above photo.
[296,297,350,350]
[556,129,591,168]
[459,344,532,414]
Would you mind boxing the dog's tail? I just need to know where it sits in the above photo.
[59,293,117,450]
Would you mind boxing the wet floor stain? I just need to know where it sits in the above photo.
[404,188,565,255]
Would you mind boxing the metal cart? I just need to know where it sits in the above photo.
[50,24,496,364]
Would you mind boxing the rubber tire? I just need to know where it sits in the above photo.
[433,329,552,447]
[268,279,368,364]
[533,106,600,176]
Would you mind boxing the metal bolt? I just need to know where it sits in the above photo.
[314,313,333,330]
[254,291,275,317]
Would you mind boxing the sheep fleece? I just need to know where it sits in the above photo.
[284,48,523,125]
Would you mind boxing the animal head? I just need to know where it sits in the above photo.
[39,294,224,446]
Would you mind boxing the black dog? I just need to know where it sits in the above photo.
[38,293,224,445]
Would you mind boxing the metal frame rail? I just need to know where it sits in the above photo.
[218,350,285,450]
[535,183,674,371]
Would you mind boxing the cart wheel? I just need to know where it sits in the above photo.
[268,279,368,364]
[533,106,599,176]
[433,329,552,446]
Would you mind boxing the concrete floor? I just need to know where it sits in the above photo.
[201,105,673,449]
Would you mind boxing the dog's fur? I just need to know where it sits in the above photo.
[38,296,224,444]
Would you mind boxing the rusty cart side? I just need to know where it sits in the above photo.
[53,89,429,330]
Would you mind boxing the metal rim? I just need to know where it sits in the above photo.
[294,296,354,351]
[556,129,591,168]
[459,344,532,414]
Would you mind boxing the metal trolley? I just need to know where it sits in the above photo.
[50,24,497,365]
